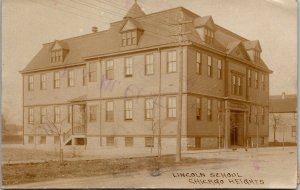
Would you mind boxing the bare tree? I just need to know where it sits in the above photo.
[271,113,282,143]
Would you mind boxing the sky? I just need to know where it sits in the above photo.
[2,0,297,125]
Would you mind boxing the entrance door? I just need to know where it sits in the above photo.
[230,111,244,147]
[195,137,201,149]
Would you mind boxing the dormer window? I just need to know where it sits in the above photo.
[121,30,137,46]
[50,40,69,63]
[204,27,214,44]
[254,50,261,62]
[51,50,63,63]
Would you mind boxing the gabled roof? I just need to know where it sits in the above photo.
[269,94,297,113]
[243,40,262,52]
[50,40,69,51]
[124,1,146,19]
[21,6,271,73]
[226,41,250,60]
[120,18,143,32]
[194,16,215,30]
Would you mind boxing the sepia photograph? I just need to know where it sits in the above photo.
[2,0,298,188]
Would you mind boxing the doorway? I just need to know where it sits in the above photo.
[230,111,244,147]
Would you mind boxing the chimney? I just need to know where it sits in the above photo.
[281,92,286,99]
[92,26,98,33]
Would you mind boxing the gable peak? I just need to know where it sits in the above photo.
[124,0,146,19]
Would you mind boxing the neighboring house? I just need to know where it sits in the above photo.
[269,93,297,144]
[20,2,271,150]
[2,124,23,144]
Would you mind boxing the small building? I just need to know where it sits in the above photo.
[269,93,297,144]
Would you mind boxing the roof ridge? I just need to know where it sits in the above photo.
[42,29,110,46]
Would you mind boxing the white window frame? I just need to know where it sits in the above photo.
[106,101,114,122]
[207,99,212,121]
[217,59,222,79]
[125,57,133,77]
[106,60,114,80]
[54,106,60,123]
[196,52,201,74]
[125,100,133,120]
[40,74,47,90]
[89,63,97,82]
[28,75,34,91]
[68,69,75,87]
[145,98,154,120]
[145,54,154,75]
[207,56,212,77]
[167,51,177,73]
[54,72,60,88]
[167,96,177,118]
[28,107,34,124]
[40,107,47,124]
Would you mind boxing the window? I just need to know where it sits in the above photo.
[207,56,212,77]
[232,75,242,96]
[249,106,252,123]
[167,97,177,118]
[39,136,46,144]
[292,126,296,137]
[237,77,241,95]
[89,63,97,82]
[217,100,221,121]
[145,98,154,120]
[28,107,34,124]
[51,51,62,63]
[121,31,137,46]
[254,107,258,123]
[28,136,34,144]
[196,98,201,120]
[261,107,265,124]
[54,136,60,144]
[106,60,114,80]
[67,70,74,87]
[167,51,177,73]
[145,137,154,147]
[89,105,97,122]
[106,101,114,122]
[82,67,87,86]
[254,71,258,89]
[28,75,34,91]
[125,100,133,120]
[40,74,47,90]
[207,99,212,121]
[54,106,60,123]
[145,54,154,75]
[125,57,133,77]
[68,105,72,123]
[217,60,222,79]
[196,52,201,74]
[106,136,114,146]
[54,72,60,88]
[248,69,252,87]
[125,137,134,147]
[261,74,265,90]
[254,51,260,62]
[204,28,214,44]
[40,107,47,124]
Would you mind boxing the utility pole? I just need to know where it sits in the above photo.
[169,13,192,162]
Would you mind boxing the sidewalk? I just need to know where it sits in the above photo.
[2,145,296,165]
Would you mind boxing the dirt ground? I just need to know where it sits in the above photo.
[2,155,231,186]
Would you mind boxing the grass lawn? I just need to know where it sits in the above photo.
[2,147,76,163]
[2,155,230,186]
